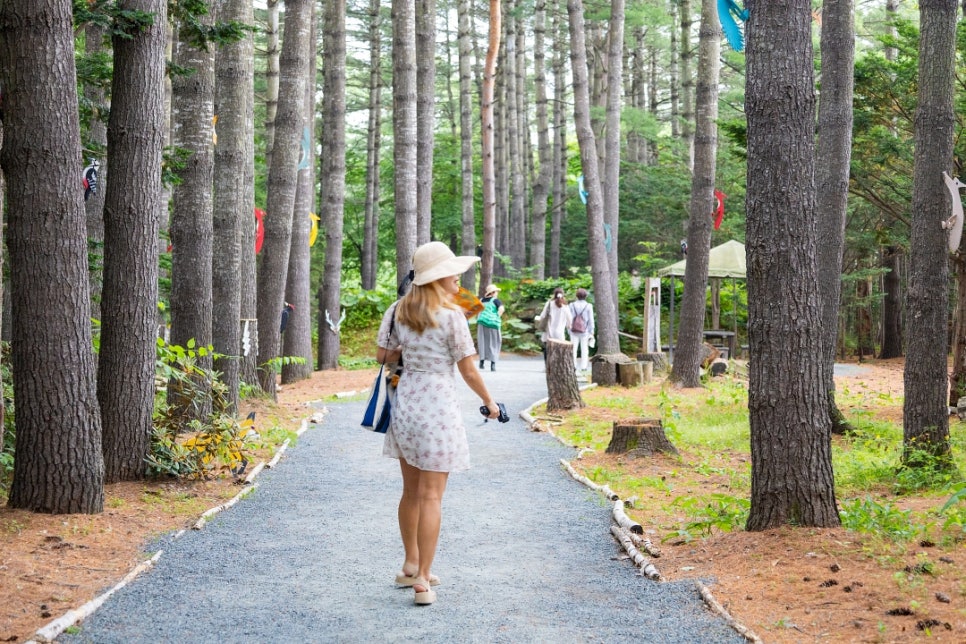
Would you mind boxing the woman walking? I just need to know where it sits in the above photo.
[476,283,504,371]
[376,242,501,606]
[535,287,573,362]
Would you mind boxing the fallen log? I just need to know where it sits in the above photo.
[612,498,643,535]
[696,580,764,643]
[560,459,619,500]
[610,525,662,580]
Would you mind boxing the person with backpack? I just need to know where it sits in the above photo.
[568,288,596,372]
[476,284,504,371]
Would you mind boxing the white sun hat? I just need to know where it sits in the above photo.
[412,241,480,286]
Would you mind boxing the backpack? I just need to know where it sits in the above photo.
[477,300,502,329]
[571,304,588,334]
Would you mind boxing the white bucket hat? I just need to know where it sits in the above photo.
[412,241,480,286]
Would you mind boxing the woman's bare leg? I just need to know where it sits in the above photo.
[415,469,449,584]
[398,459,422,575]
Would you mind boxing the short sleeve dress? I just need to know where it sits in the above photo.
[377,303,478,472]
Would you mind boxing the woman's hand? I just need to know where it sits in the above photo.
[482,400,500,419]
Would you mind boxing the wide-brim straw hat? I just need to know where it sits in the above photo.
[484,284,500,296]
[412,241,480,286]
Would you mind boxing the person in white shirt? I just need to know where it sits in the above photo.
[568,288,596,371]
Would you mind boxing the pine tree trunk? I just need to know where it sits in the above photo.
[416,0,435,245]
[479,0,501,291]
[169,6,215,420]
[529,0,550,280]
[393,0,419,287]
[879,246,903,358]
[903,0,956,465]
[603,0,624,302]
[83,22,109,320]
[264,0,281,171]
[506,6,526,271]
[212,0,255,413]
[670,0,719,389]
[317,0,348,372]
[457,0,477,291]
[549,1,566,278]
[361,0,382,291]
[283,2,318,382]
[745,0,839,530]
[1,0,104,513]
[99,0,167,482]
[257,0,312,395]
[678,0,694,164]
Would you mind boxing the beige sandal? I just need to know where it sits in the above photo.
[395,571,440,587]
[413,579,437,606]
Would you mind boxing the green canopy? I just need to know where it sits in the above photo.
[657,239,746,279]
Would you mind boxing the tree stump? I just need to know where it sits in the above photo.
[618,362,643,387]
[641,361,654,383]
[590,352,633,386]
[637,352,668,374]
[606,418,678,457]
[545,339,583,412]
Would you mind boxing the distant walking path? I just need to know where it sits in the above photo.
[60,355,743,643]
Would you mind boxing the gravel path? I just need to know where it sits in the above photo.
[60,355,743,643]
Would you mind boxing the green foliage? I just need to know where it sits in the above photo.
[839,497,924,543]
[663,493,750,543]
[149,339,256,479]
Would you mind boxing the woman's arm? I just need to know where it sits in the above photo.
[457,355,499,418]
[376,346,402,364]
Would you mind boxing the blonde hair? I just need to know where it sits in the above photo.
[395,279,458,333]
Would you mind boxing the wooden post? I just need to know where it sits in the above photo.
[641,360,654,383]
[606,418,678,457]
[545,339,583,411]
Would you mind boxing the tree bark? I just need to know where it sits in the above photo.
[549,0,566,278]
[815,0,855,434]
[1,0,104,513]
[670,0,719,388]
[745,0,839,530]
[479,0,501,290]
[393,0,419,287]
[169,6,216,419]
[602,0,624,301]
[212,0,255,412]
[457,0,477,290]
[99,0,167,482]
[316,0,348,371]
[415,0,435,245]
[83,22,109,321]
[545,339,583,412]
[361,0,383,291]
[606,419,678,457]
[263,0,281,171]
[903,0,956,465]
[567,0,622,359]
[879,246,903,358]
[284,1,318,382]
[256,0,312,396]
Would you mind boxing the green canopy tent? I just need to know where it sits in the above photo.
[657,239,746,361]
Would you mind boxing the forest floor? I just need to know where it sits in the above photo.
[0,357,963,643]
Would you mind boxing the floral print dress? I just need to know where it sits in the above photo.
[377,303,478,472]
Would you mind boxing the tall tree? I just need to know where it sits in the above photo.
[457,0,477,289]
[212,0,255,412]
[602,0,624,300]
[415,0,435,244]
[256,0,312,396]
[744,0,839,530]
[264,0,281,170]
[479,0,501,290]
[361,0,383,291]
[815,0,855,433]
[169,3,216,419]
[669,0,720,388]
[567,0,621,377]
[393,0,419,285]
[99,0,168,482]
[902,0,957,466]
[1,0,104,513]
[505,3,526,270]
[83,20,109,319]
[283,3,317,383]
[678,0,694,162]
[317,0,348,370]
[549,0,566,278]
[529,0,551,280]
